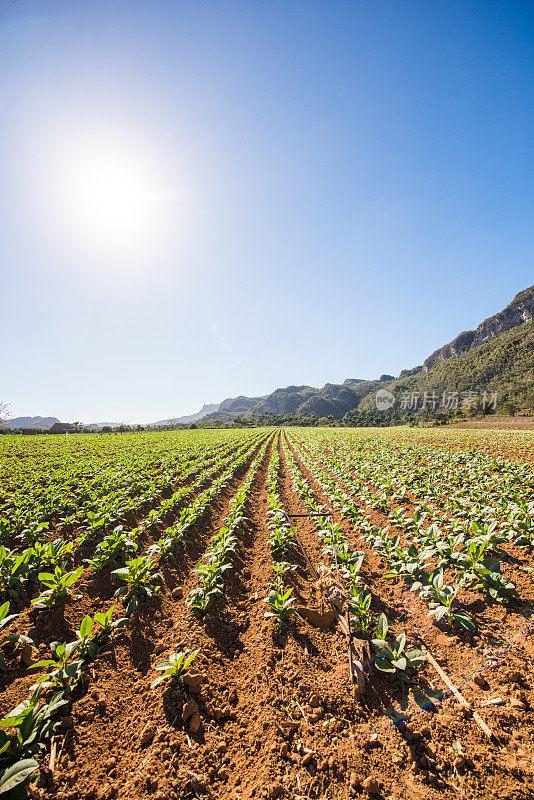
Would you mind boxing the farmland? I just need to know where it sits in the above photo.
[0,427,534,800]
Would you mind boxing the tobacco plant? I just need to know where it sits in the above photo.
[151,649,200,689]
[32,566,83,613]
[112,556,161,615]
[416,570,477,633]
[371,617,426,681]
[264,586,296,630]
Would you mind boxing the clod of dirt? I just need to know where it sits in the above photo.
[325,585,346,610]
[510,698,527,710]
[189,712,202,733]
[269,782,284,798]
[104,758,117,771]
[349,772,361,788]
[474,674,487,687]
[183,698,199,721]
[183,673,204,692]
[296,606,336,628]
[361,777,380,794]
[309,694,321,708]
[20,644,34,666]
[279,721,299,736]
[154,642,165,655]
[98,785,117,800]
[140,722,157,746]
[172,587,183,599]
[509,671,523,683]
[228,688,238,704]
[187,771,208,795]
[364,733,381,749]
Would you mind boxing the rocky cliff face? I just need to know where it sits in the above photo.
[423,330,476,372]
[423,285,533,372]
[217,395,267,413]
[472,285,534,345]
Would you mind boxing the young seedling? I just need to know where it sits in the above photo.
[73,607,127,659]
[187,559,232,618]
[417,570,477,633]
[151,649,200,689]
[31,566,83,613]
[0,547,30,599]
[112,556,161,616]
[264,586,296,630]
[28,539,74,577]
[348,585,374,636]
[86,526,137,571]
[0,687,67,794]
[270,561,297,588]
[29,640,84,695]
[371,626,426,682]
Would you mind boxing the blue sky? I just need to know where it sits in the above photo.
[1,0,533,423]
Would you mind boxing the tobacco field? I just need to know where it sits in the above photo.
[0,426,533,800]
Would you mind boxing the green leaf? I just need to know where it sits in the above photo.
[375,659,396,673]
[79,616,93,639]
[375,613,388,640]
[27,659,57,670]
[154,661,172,671]
[406,649,426,666]
[0,759,39,794]
[0,603,10,625]
[371,639,390,652]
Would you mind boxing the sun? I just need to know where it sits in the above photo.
[55,134,171,264]
[70,151,148,240]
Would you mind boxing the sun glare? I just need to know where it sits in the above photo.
[53,135,172,266]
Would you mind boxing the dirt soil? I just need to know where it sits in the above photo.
[447,416,534,431]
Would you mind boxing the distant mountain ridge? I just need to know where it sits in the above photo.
[148,403,220,427]
[202,284,533,420]
[4,285,532,428]
[3,416,60,430]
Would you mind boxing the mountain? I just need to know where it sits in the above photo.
[7,286,531,429]
[356,320,533,413]
[83,422,120,430]
[218,396,266,413]
[201,284,534,420]
[423,285,534,371]
[2,416,60,430]
[148,403,220,427]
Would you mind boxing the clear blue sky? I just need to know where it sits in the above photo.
[1,1,533,423]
